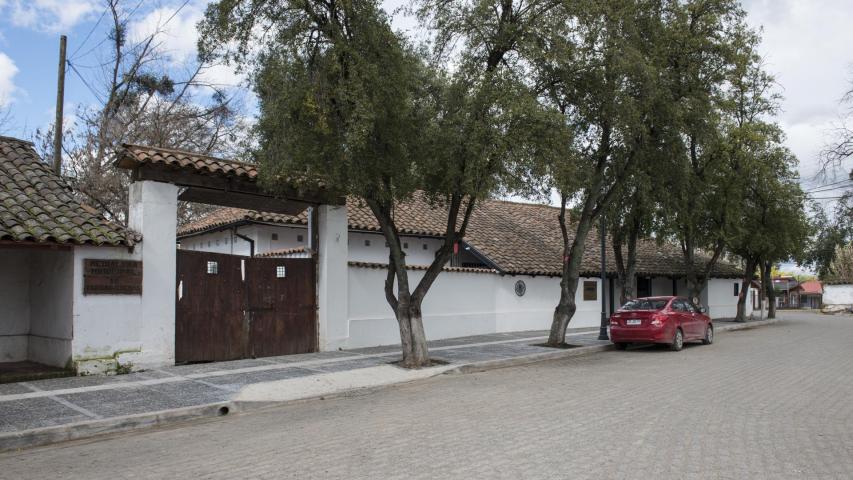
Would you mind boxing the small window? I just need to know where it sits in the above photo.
[215,239,220,246]
[272,233,279,241]
[225,237,229,244]
[423,244,428,250]
[297,235,304,242]
[276,266,286,278]
[583,281,597,301]
[207,241,211,247]
[734,283,740,297]
[365,239,371,247]
[403,242,409,249]
[206,261,218,274]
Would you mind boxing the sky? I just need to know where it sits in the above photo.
[0,0,851,273]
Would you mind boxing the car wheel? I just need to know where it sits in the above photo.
[702,325,714,345]
[670,328,684,352]
[614,342,628,350]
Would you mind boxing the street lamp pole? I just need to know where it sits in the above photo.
[599,213,609,341]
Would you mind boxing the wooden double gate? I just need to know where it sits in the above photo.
[175,250,317,363]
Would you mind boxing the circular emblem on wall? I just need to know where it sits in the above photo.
[514,280,527,297]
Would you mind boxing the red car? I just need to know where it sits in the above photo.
[609,296,713,351]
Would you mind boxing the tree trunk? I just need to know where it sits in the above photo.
[547,202,594,346]
[395,294,429,368]
[735,256,757,322]
[763,261,776,319]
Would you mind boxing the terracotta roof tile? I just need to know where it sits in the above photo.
[795,279,823,295]
[181,194,744,278]
[118,144,258,179]
[0,136,135,246]
[256,246,310,258]
[349,261,497,274]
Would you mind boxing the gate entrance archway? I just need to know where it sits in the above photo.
[117,143,346,366]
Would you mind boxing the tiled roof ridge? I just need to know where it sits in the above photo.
[121,143,256,169]
[349,261,497,274]
[0,136,135,246]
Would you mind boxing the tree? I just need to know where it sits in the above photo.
[35,0,247,225]
[200,0,555,367]
[804,205,850,279]
[531,0,671,345]
[656,0,753,302]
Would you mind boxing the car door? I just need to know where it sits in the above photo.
[675,298,698,338]
[682,298,703,338]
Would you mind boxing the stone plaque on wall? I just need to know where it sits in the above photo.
[83,259,143,295]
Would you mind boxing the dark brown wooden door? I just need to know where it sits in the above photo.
[175,251,317,363]
[246,258,317,358]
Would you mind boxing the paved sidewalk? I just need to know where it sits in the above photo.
[0,318,777,451]
[0,328,609,450]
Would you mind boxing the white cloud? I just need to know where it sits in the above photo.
[0,51,19,107]
[128,1,244,89]
[742,0,853,183]
[6,0,98,33]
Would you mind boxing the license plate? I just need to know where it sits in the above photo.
[626,319,642,325]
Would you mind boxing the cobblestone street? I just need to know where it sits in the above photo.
[2,311,851,479]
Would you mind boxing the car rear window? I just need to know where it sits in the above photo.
[620,299,669,311]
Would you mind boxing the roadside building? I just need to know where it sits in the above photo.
[792,280,823,309]
[0,136,145,376]
[1,140,756,376]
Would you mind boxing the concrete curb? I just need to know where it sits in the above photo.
[0,402,234,453]
[445,344,615,375]
[0,318,781,453]
[716,318,781,332]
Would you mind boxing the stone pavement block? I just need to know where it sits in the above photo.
[23,374,129,391]
[200,367,317,388]
[168,359,273,375]
[0,398,91,432]
[305,357,389,373]
[59,382,230,418]
[0,383,33,395]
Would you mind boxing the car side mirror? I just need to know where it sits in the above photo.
[699,306,707,314]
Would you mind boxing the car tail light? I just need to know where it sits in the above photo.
[650,314,665,327]
[610,318,619,326]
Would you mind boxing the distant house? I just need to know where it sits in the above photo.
[792,280,823,309]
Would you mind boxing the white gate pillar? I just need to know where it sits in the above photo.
[128,180,179,367]
[317,204,349,350]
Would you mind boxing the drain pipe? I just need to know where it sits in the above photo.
[233,226,255,257]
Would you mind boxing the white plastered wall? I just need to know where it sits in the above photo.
[0,248,74,367]
[70,245,143,373]
[0,250,31,362]
[822,284,853,305]
[345,268,604,348]
[28,249,73,367]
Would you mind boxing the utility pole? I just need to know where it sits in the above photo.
[53,35,67,175]
[598,213,609,341]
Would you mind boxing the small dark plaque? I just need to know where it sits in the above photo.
[583,280,597,301]
[84,259,143,295]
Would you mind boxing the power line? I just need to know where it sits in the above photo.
[69,5,110,61]
[803,178,853,193]
[805,183,853,195]
[67,60,105,105]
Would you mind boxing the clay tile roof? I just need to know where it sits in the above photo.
[256,246,309,258]
[178,207,308,237]
[0,136,135,246]
[795,279,823,295]
[117,143,258,179]
[181,193,744,278]
[349,261,497,274]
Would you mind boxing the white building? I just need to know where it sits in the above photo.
[178,195,753,350]
[0,136,165,375]
[0,140,754,377]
